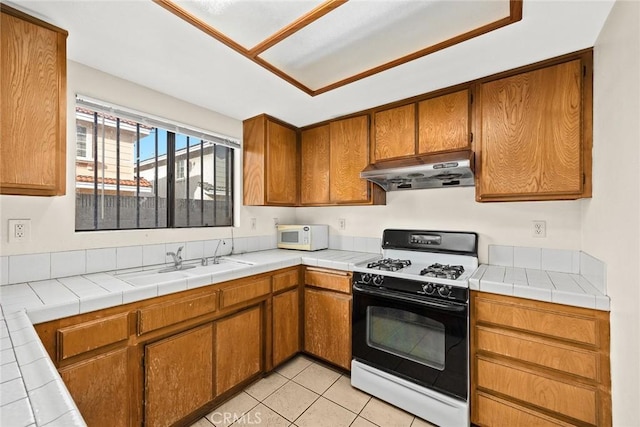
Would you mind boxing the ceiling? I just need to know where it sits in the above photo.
[8,0,615,128]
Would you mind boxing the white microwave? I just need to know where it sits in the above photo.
[277,224,329,251]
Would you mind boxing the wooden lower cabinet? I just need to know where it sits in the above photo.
[273,288,300,367]
[59,348,131,427]
[215,305,263,395]
[144,323,214,427]
[304,287,352,370]
[471,291,611,427]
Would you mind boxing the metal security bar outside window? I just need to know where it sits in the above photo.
[74,96,238,231]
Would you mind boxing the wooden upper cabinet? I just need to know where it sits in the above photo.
[418,89,470,154]
[243,114,298,206]
[373,104,416,162]
[329,115,371,204]
[300,125,330,205]
[0,5,67,196]
[476,54,592,202]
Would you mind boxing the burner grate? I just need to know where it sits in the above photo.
[367,258,412,272]
[419,263,464,280]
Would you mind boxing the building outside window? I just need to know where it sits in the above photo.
[74,97,237,231]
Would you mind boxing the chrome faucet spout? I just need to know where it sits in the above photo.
[167,246,184,269]
[212,240,222,264]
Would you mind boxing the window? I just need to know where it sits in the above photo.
[76,125,88,158]
[74,96,238,231]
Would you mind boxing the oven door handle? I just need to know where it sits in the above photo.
[353,284,466,312]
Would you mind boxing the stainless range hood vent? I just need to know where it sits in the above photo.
[360,150,475,191]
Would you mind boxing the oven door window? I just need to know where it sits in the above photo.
[367,307,445,370]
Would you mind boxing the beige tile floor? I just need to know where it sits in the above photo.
[190,355,437,427]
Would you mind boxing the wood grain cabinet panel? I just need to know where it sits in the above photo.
[477,56,592,201]
[57,312,128,360]
[60,348,130,427]
[471,291,611,427]
[304,287,351,370]
[329,115,370,204]
[272,288,300,367]
[219,277,271,309]
[300,125,330,205]
[145,323,214,427]
[137,291,217,335]
[0,5,67,196]
[272,268,299,293]
[243,114,298,206]
[476,392,575,427]
[215,306,262,395]
[373,104,416,161]
[418,89,470,154]
[305,268,351,294]
[474,295,598,346]
[477,357,597,425]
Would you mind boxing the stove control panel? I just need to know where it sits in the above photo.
[353,272,467,303]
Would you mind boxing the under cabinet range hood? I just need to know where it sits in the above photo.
[361,150,475,191]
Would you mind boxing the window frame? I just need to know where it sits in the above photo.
[74,95,239,232]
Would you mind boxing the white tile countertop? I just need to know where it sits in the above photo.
[469,245,610,311]
[0,248,380,427]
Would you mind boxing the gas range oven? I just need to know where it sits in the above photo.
[351,229,478,427]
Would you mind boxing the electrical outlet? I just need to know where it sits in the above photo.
[250,218,257,230]
[8,219,31,243]
[532,220,546,238]
[273,218,279,229]
[339,218,346,230]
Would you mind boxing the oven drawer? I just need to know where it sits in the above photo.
[476,357,597,425]
[305,268,351,294]
[476,326,600,381]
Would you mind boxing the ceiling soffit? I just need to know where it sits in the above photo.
[155,0,523,96]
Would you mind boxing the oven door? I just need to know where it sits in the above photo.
[352,284,468,400]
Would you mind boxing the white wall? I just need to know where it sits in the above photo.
[0,61,295,256]
[583,0,640,424]
[296,187,583,263]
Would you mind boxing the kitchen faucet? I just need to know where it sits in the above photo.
[167,246,184,270]
[201,240,223,266]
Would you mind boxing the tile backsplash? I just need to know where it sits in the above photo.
[488,245,606,294]
[0,234,381,286]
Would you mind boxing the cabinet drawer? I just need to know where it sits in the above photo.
[137,292,217,335]
[474,295,598,346]
[475,392,574,427]
[477,357,597,425]
[57,313,129,360]
[476,326,599,381]
[272,269,299,293]
[219,277,271,309]
[305,268,351,294]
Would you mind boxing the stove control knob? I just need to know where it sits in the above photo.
[438,285,452,298]
[422,283,436,295]
[372,275,384,286]
[361,274,372,284]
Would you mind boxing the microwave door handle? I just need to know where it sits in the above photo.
[353,284,466,312]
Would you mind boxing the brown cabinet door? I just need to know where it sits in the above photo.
[215,305,262,395]
[329,115,370,204]
[1,7,67,196]
[273,288,300,367]
[60,348,131,427]
[418,89,470,154]
[304,288,352,370]
[144,324,214,427]
[477,59,584,200]
[374,104,416,161]
[266,120,298,204]
[300,125,330,205]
